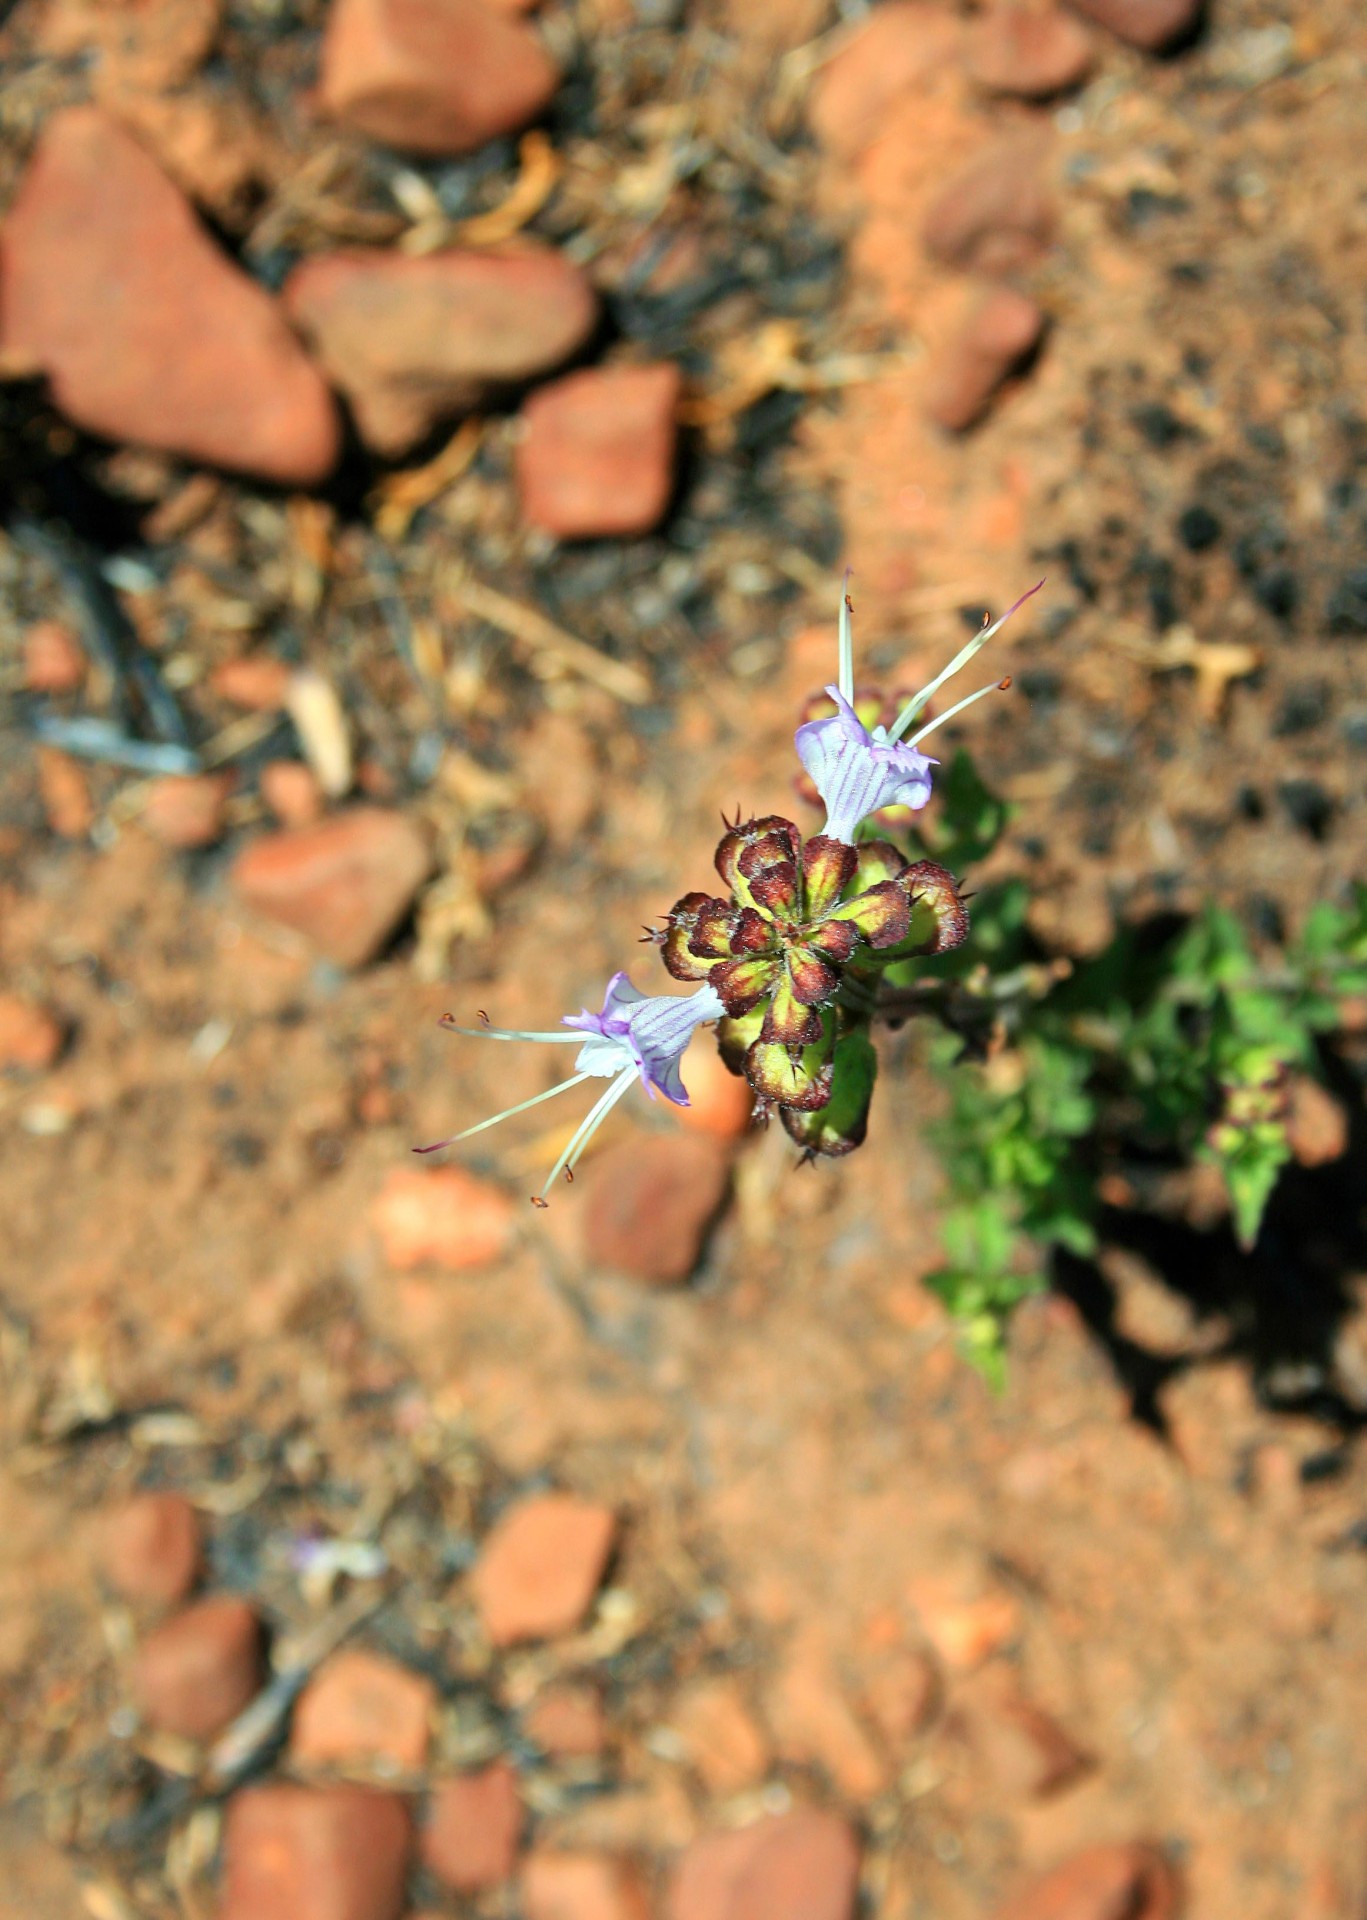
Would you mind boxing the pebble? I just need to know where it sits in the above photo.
[667,1677,769,1795]
[218,1783,412,1920]
[921,134,1057,274]
[1061,0,1200,51]
[421,1762,523,1891]
[1285,1073,1349,1168]
[371,1165,515,1271]
[139,773,234,849]
[132,1594,263,1743]
[525,1683,608,1759]
[470,1492,617,1647]
[964,5,1095,96]
[284,246,598,458]
[36,745,94,839]
[668,1808,860,1920]
[22,619,85,694]
[0,995,65,1075]
[211,655,293,711]
[290,1649,434,1773]
[808,3,964,159]
[0,108,339,485]
[989,1842,1179,1920]
[923,287,1045,432]
[96,1491,201,1605]
[674,1038,755,1140]
[579,1133,731,1285]
[522,1851,652,1920]
[261,760,325,828]
[230,808,430,969]
[515,364,681,539]
[318,0,558,155]
[37,0,221,93]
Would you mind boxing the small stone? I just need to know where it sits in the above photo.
[525,1684,608,1758]
[0,995,65,1074]
[958,1671,1090,1800]
[668,1809,860,1920]
[579,1133,731,1286]
[291,1649,434,1773]
[97,1491,201,1605]
[36,745,94,839]
[261,760,324,828]
[522,1851,651,1920]
[218,1783,412,1920]
[470,1493,616,1647]
[907,1577,1019,1671]
[284,246,598,458]
[211,655,293,711]
[318,0,558,156]
[421,1763,523,1891]
[923,287,1045,432]
[1061,0,1199,52]
[139,772,235,849]
[922,134,1057,274]
[371,1165,515,1271]
[808,3,964,160]
[22,619,85,694]
[1285,1073,1349,1168]
[667,1677,769,1795]
[989,1843,1180,1920]
[964,5,1095,97]
[515,364,681,539]
[230,808,430,968]
[132,1594,263,1743]
[674,1039,755,1141]
[0,108,338,484]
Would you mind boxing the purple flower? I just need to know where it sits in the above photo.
[795,685,935,845]
[563,971,723,1105]
[797,576,1044,844]
[415,974,724,1205]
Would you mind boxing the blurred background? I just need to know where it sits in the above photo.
[1,0,1365,1916]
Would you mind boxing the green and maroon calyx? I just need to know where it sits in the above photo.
[651,813,968,1140]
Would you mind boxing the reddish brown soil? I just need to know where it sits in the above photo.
[2,2,1367,1918]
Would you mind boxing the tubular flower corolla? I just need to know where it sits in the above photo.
[796,576,1044,844]
[415,972,724,1204]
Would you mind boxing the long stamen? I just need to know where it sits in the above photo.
[886,579,1043,742]
[837,568,855,703]
[908,677,1011,746]
[413,1072,595,1154]
[534,1068,637,1205]
[439,1014,582,1043]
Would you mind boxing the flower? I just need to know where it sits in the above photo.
[795,684,935,844]
[415,972,724,1204]
[796,575,1044,844]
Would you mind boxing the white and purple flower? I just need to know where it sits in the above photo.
[416,972,724,1204]
[796,576,1044,844]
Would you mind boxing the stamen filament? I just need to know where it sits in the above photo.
[837,569,854,703]
[536,1068,637,1203]
[440,1017,583,1043]
[886,578,1043,742]
[908,677,1010,745]
[413,1071,595,1154]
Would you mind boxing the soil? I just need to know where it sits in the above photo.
[1,1,1366,1917]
